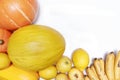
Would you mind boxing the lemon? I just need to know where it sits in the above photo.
[0,53,11,69]
[72,48,89,71]
[39,65,57,79]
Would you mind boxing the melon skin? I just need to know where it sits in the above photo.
[7,25,66,71]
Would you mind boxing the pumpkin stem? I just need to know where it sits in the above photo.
[0,40,4,45]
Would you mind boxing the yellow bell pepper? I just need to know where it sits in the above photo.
[0,65,39,80]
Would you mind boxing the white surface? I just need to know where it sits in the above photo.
[36,0,120,79]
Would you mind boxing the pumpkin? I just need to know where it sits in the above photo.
[0,0,38,31]
[7,25,66,71]
[0,65,39,80]
[0,28,11,52]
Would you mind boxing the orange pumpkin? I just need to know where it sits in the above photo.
[0,0,39,31]
[0,28,11,52]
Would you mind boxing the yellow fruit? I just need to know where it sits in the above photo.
[0,53,11,69]
[72,48,89,71]
[0,65,39,80]
[68,68,84,80]
[0,76,8,80]
[7,25,65,71]
[39,65,57,79]
[56,73,69,80]
[56,56,72,73]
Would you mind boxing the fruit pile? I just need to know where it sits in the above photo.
[0,0,120,80]
[85,51,120,80]
[39,49,120,80]
[0,0,66,79]
[39,48,89,80]
[0,0,41,79]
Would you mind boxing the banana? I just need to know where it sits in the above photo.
[94,59,108,80]
[105,52,115,80]
[115,51,120,80]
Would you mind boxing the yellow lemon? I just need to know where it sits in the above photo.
[72,48,89,71]
[39,65,57,79]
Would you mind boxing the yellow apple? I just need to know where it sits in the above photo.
[68,68,84,80]
[56,73,69,80]
[56,56,72,73]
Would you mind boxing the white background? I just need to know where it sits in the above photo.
[36,0,120,79]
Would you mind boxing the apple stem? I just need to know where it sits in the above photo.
[74,74,78,78]
[65,61,69,64]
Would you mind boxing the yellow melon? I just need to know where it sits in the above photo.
[7,25,65,71]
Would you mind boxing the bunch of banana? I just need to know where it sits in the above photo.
[84,51,120,80]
